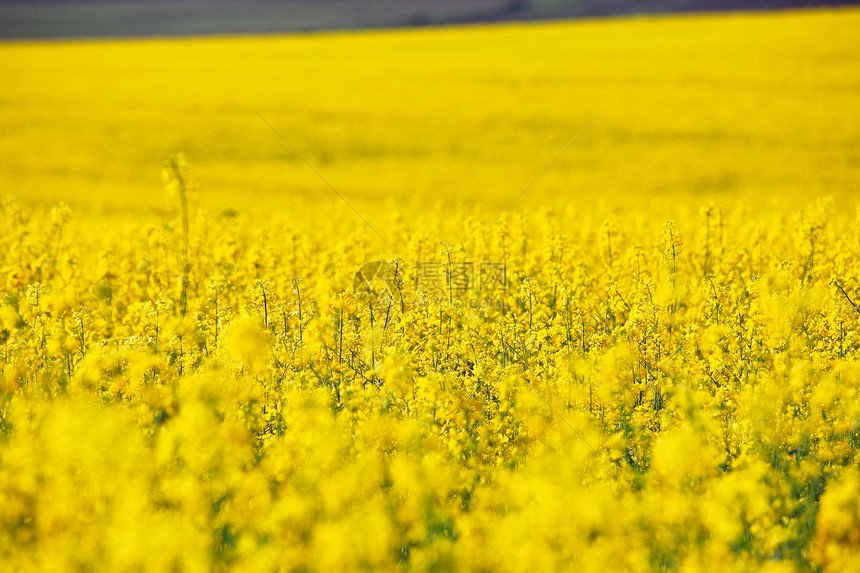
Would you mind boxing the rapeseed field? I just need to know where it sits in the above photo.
[1,7,859,572]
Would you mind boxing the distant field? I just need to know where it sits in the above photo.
[1,8,858,227]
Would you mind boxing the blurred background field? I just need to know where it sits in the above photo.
[1,7,859,236]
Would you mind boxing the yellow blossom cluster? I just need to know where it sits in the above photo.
[1,171,859,571]
[2,6,859,571]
